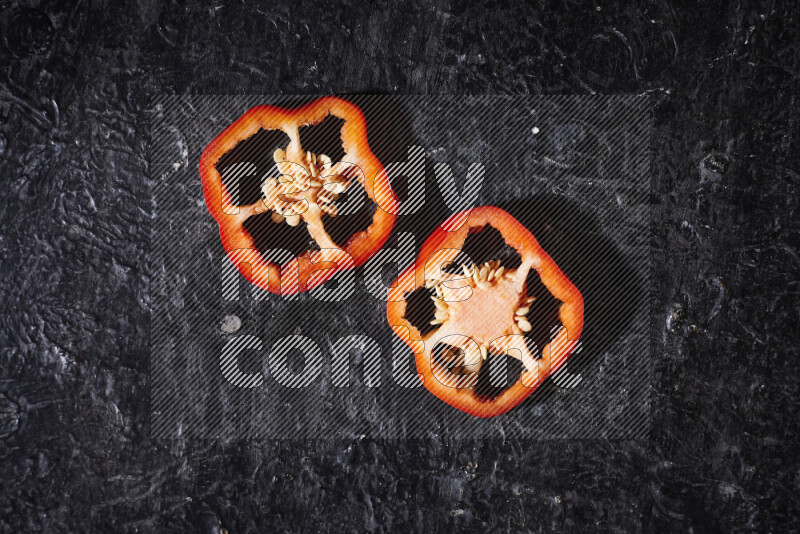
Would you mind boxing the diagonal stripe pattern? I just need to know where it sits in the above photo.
[149,95,651,440]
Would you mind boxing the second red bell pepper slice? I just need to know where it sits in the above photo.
[387,206,584,418]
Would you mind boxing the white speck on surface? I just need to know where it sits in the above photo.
[220,314,242,334]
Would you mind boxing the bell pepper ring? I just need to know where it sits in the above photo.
[199,96,398,294]
[386,206,584,418]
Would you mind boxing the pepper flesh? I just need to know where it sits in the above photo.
[387,206,584,418]
[200,96,398,294]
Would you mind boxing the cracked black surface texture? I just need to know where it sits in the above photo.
[1,1,799,532]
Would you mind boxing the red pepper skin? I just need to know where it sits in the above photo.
[387,206,584,418]
[199,96,398,294]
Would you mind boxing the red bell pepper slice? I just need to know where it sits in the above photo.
[199,96,398,294]
[387,206,584,418]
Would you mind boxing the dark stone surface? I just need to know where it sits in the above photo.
[0,0,798,532]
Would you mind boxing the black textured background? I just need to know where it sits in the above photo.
[1,1,798,532]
